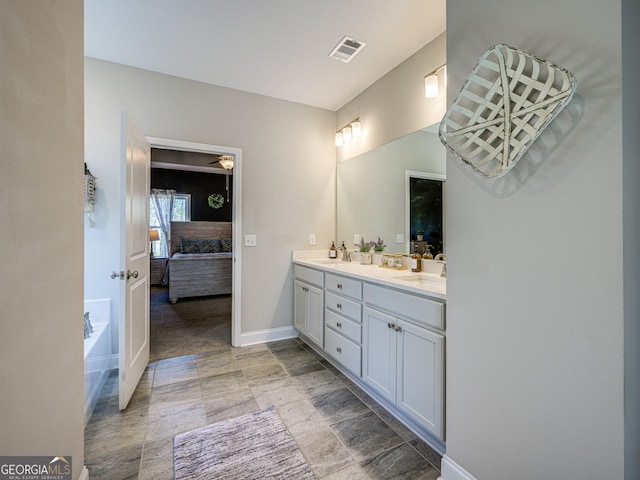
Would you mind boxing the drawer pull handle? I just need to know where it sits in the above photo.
[336,347,342,353]
[337,283,342,289]
[337,303,342,309]
[388,322,394,329]
[394,325,402,332]
[336,322,342,328]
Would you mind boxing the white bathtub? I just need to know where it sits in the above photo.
[84,299,111,425]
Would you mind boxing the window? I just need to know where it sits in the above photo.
[171,194,191,222]
[150,193,191,258]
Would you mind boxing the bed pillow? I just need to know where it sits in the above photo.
[220,238,232,252]
[180,238,221,254]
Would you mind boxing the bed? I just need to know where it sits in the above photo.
[168,221,232,303]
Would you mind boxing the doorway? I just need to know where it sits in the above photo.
[148,137,242,348]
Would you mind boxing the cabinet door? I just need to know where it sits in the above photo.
[306,283,324,347]
[362,307,397,403]
[293,280,308,334]
[396,319,444,440]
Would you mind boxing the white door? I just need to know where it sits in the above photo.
[396,319,444,439]
[362,307,397,402]
[306,284,324,347]
[293,280,307,334]
[119,112,151,409]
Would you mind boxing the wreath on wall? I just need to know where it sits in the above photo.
[207,193,224,209]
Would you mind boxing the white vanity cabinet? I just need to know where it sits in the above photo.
[323,273,363,376]
[294,265,324,348]
[291,257,447,451]
[363,284,445,440]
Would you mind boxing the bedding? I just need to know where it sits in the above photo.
[168,221,233,303]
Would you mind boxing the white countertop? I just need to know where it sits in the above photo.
[292,251,446,301]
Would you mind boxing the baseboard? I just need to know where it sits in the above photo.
[79,465,89,480]
[237,326,298,346]
[110,326,297,358]
[439,455,477,480]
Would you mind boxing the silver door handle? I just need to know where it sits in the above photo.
[127,270,139,279]
[111,271,124,280]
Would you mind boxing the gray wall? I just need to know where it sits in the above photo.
[84,59,336,344]
[0,1,85,478]
[445,0,633,479]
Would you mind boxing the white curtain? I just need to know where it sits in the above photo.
[151,189,175,282]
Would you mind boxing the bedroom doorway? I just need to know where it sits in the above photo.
[147,138,242,354]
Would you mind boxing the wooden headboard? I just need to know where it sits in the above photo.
[170,221,232,256]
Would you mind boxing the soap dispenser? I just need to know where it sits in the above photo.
[329,241,337,259]
[411,244,422,272]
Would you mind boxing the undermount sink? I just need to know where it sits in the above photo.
[392,274,445,285]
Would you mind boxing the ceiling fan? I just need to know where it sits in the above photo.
[207,155,234,202]
[208,155,234,170]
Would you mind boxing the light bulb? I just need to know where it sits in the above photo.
[335,132,343,146]
[425,74,439,98]
[343,126,352,142]
[351,121,362,137]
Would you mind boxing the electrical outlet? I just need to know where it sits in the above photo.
[244,234,257,247]
[353,234,360,245]
[396,233,405,243]
[309,234,316,246]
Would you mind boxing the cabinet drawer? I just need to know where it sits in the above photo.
[294,265,324,288]
[324,327,361,377]
[325,291,361,323]
[325,309,361,344]
[364,284,444,330]
[325,273,362,300]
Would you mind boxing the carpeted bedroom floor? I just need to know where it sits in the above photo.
[84,288,442,479]
[149,286,232,361]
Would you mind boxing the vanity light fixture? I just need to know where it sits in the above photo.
[351,120,362,137]
[335,118,361,147]
[425,64,447,99]
[343,125,352,143]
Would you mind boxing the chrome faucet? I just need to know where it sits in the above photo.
[435,253,446,277]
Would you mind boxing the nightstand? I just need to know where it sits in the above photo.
[150,257,168,285]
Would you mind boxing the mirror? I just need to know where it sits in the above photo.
[336,125,446,254]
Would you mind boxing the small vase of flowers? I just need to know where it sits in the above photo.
[359,238,375,265]
[373,237,386,252]
[359,238,375,252]
[372,237,386,265]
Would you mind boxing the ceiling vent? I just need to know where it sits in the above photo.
[328,36,367,63]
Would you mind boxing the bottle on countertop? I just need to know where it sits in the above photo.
[329,241,337,259]
[411,244,422,272]
[422,245,433,260]
[339,241,347,261]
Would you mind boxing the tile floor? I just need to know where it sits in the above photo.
[84,288,441,479]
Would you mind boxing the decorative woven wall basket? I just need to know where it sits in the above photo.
[439,44,577,178]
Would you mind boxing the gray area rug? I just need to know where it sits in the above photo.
[174,406,315,479]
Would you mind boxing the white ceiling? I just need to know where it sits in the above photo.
[84,0,446,111]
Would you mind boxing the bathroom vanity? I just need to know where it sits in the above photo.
[292,252,446,453]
